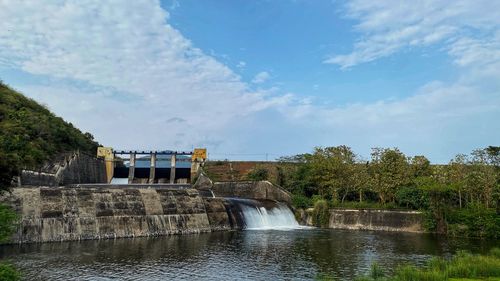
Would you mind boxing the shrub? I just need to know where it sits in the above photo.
[0,204,17,242]
[446,205,499,238]
[292,194,312,209]
[0,263,20,281]
[490,247,500,258]
[312,199,330,227]
[395,186,428,209]
[247,168,269,181]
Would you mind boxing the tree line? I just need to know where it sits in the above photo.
[270,145,499,237]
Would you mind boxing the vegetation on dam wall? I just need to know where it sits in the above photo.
[0,81,99,190]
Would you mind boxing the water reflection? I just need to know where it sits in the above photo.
[0,229,497,280]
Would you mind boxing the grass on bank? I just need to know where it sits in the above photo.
[353,248,500,281]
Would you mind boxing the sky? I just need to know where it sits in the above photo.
[0,0,499,163]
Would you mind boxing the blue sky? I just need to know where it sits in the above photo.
[0,0,499,162]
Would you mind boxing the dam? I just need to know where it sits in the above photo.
[1,148,498,280]
[4,146,426,243]
[4,186,299,243]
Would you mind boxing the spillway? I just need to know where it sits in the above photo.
[225,198,300,230]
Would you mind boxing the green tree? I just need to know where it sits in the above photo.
[416,177,453,233]
[276,154,316,196]
[369,148,410,204]
[467,152,496,208]
[447,154,468,208]
[411,155,432,177]
[308,146,358,203]
[352,162,371,202]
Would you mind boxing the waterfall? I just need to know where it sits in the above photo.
[225,198,300,230]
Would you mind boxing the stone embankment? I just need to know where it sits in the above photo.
[298,208,425,233]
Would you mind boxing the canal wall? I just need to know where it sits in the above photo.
[299,208,425,233]
[2,187,221,243]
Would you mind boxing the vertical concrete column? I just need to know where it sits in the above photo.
[128,152,136,184]
[149,152,156,184]
[170,154,176,184]
[190,161,200,182]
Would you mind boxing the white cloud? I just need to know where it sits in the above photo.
[0,0,288,151]
[236,61,246,68]
[316,0,500,162]
[325,0,500,69]
[252,71,271,84]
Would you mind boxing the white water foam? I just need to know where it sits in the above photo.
[236,200,305,230]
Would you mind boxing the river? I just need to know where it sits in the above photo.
[0,228,497,280]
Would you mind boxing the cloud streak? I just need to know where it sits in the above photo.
[325,0,500,69]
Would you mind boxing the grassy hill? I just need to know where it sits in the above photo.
[0,80,99,189]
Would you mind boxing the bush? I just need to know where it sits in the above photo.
[247,168,269,181]
[422,210,438,233]
[0,204,17,242]
[292,194,312,209]
[312,199,330,227]
[446,205,499,238]
[0,263,20,281]
[395,186,428,209]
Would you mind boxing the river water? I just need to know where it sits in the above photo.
[0,228,497,280]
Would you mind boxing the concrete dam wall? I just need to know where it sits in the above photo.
[210,181,292,204]
[299,208,424,233]
[2,186,298,243]
[3,187,216,243]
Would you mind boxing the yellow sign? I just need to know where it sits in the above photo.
[97,147,114,160]
[192,148,207,161]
